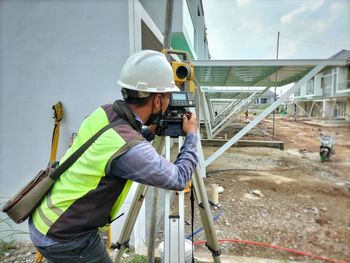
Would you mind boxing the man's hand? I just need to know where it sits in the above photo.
[182,112,198,135]
[148,124,157,135]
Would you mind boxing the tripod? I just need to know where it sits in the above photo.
[113,134,222,263]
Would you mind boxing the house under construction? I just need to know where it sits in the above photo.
[287,50,350,121]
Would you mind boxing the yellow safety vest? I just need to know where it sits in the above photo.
[32,102,144,241]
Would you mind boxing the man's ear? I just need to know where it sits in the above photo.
[153,94,162,110]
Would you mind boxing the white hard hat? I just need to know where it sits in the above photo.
[118,50,180,95]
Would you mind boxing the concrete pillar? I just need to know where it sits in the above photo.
[323,100,333,119]
[314,74,322,96]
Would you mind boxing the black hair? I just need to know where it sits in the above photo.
[124,96,152,106]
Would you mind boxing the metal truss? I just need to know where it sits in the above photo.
[204,63,327,167]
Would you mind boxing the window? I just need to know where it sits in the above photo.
[336,67,350,93]
[334,101,346,118]
[260,98,267,104]
[306,79,314,95]
[321,73,333,97]
[294,87,301,97]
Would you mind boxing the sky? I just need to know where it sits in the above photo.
[202,0,350,60]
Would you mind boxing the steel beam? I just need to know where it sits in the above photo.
[206,95,216,123]
[211,87,268,138]
[309,101,315,117]
[294,101,311,117]
[203,88,261,93]
[194,59,347,67]
[211,97,250,137]
[213,99,240,124]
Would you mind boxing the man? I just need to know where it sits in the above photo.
[29,50,198,262]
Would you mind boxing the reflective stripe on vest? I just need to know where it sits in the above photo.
[32,107,132,235]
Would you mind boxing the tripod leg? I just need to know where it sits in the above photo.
[113,136,165,263]
[113,184,148,263]
[191,167,222,263]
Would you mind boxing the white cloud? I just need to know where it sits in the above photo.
[239,16,264,35]
[281,0,325,25]
[204,0,349,59]
[236,0,250,8]
[329,1,344,22]
[308,0,325,11]
[281,40,300,59]
[311,20,327,33]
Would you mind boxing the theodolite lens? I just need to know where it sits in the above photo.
[176,66,188,79]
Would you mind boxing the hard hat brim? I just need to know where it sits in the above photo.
[117,80,180,93]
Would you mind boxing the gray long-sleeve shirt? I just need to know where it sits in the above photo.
[30,127,198,247]
[109,132,198,191]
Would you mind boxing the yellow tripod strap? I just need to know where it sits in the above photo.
[50,101,64,162]
[35,101,64,263]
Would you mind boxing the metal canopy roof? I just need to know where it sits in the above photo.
[193,59,348,87]
[205,91,255,99]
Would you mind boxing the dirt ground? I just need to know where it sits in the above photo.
[1,117,349,263]
[187,116,350,262]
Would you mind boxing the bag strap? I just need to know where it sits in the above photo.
[50,118,126,180]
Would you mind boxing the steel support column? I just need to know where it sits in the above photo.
[198,87,213,138]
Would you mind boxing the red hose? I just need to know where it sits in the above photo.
[193,239,348,263]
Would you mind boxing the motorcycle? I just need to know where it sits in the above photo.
[319,134,335,162]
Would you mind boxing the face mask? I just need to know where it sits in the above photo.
[144,95,163,126]
[144,111,162,126]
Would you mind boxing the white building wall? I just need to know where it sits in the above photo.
[331,68,336,97]
[0,0,130,239]
[1,0,210,250]
[196,4,208,59]
[172,0,184,33]
[322,100,333,118]
[300,83,306,98]
[138,0,166,33]
[314,74,323,96]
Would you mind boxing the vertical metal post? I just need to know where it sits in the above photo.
[164,136,186,263]
[164,137,173,263]
[147,190,160,263]
[147,136,166,263]
[163,0,174,50]
[147,1,174,262]
[197,88,212,139]
[178,137,185,262]
[272,31,280,140]
[168,215,181,262]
